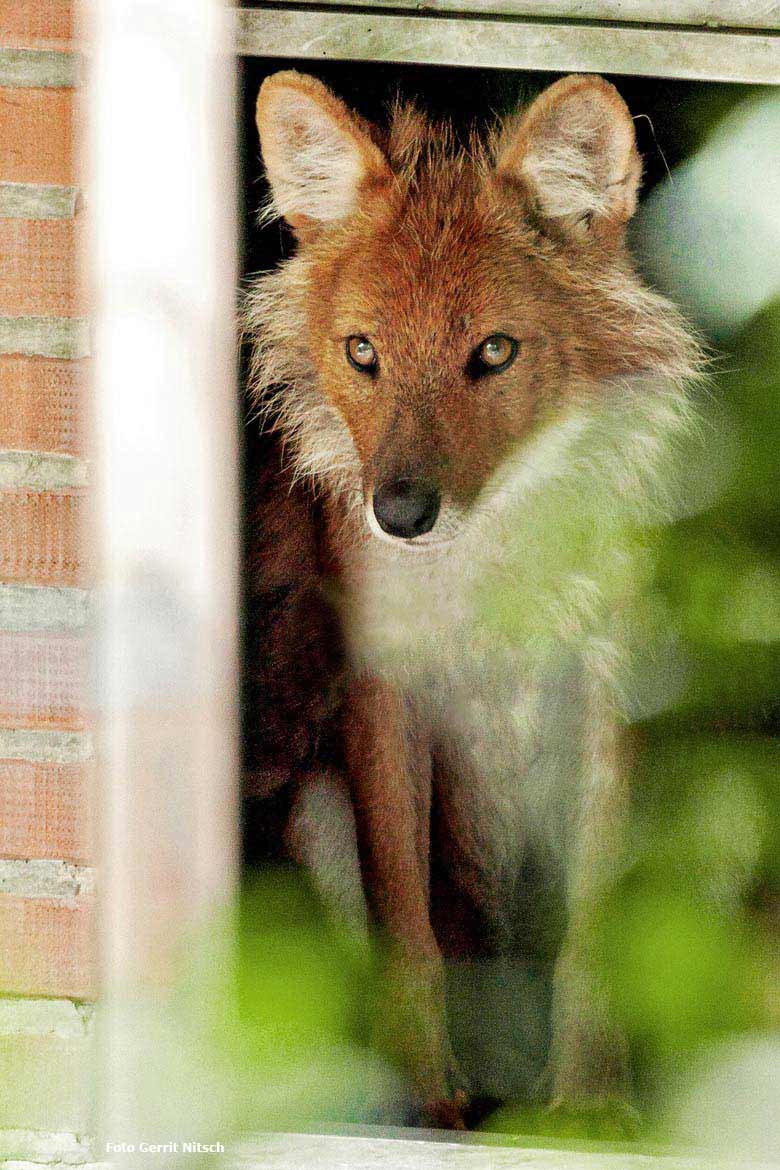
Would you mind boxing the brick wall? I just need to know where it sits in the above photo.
[1,4,97,1166]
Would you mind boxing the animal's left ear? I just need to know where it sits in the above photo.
[495,74,641,241]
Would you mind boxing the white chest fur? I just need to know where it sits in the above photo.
[340,532,594,887]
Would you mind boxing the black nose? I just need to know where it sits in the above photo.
[372,478,441,539]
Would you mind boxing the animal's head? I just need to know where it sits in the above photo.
[250,71,700,550]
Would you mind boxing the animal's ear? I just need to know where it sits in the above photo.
[495,75,641,240]
[256,71,391,230]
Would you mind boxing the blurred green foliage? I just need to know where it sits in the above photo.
[604,303,780,1141]
[482,290,780,1143]
[189,870,400,1135]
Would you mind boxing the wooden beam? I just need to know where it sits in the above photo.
[240,0,780,32]
[236,7,780,85]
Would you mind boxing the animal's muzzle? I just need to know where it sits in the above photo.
[372,477,441,539]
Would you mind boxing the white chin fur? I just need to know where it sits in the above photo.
[364,504,459,553]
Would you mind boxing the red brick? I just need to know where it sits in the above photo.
[0,758,93,863]
[0,89,76,186]
[0,1,74,51]
[0,356,87,455]
[0,893,95,998]
[0,218,82,318]
[0,631,85,731]
[0,490,87,586]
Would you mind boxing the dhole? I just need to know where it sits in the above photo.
[246,70,703,1129]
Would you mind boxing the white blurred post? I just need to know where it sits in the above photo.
[86,0,238,1156]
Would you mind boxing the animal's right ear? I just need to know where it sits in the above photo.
[256,71,391,231]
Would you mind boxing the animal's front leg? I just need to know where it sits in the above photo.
[548,677,633,1133]
[343,676,465,1128]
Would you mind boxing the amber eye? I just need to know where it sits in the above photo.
[472,334,518,376]
[346,336,378,373]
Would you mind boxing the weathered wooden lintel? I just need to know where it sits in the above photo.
[235,6,780,85]
[238,0,780,32]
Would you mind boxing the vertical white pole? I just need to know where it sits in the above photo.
[86,0,238,1153]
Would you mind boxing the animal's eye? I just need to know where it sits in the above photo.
[346,336,378,373]
[472,334,518,376]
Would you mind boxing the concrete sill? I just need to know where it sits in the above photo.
[230,1130,775,1170]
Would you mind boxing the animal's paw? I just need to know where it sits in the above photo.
[545,1095,640,1141]
[422,1089,469,1131]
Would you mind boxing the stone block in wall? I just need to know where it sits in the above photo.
[0,999,93,1134]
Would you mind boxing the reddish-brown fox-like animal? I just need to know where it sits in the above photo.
[246,71,703,1129]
